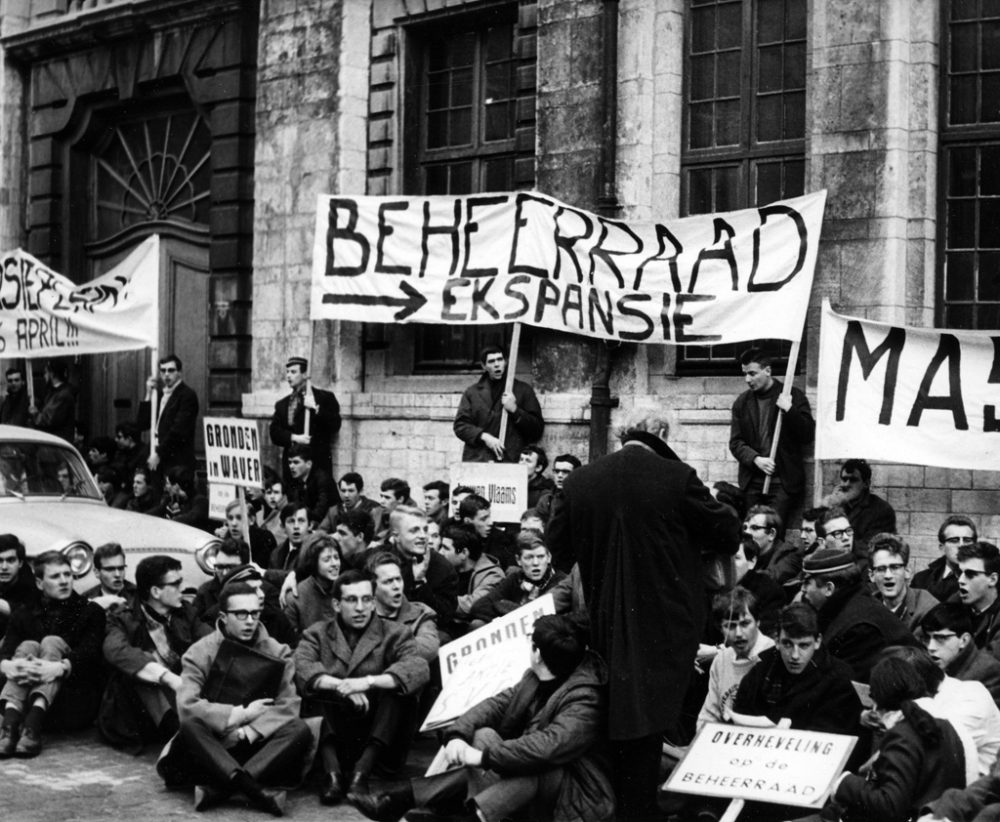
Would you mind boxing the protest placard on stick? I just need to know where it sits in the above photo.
[664,722,857,810]
[421,594,556,732]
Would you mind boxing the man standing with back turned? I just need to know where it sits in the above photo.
[548,408,740,822]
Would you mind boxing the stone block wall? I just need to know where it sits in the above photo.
[242,0,994,585]
[0,10,26,253]
[252,0,346,390]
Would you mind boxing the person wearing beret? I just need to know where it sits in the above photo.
[800,545,917,683]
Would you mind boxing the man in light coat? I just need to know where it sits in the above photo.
[156,582,311,815]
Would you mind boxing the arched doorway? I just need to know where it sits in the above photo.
[74,105,212,454]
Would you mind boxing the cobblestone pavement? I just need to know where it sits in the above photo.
[0,728,437,822]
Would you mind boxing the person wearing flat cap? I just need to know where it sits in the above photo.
[800,546,917,683]
[269,356,341,487]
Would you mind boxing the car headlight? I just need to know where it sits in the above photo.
[62,542,94,578]
[196,539,224,575]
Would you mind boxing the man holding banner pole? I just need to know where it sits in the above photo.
[730,347,814,530]
[269,356,341,486]
[453,342,543,463]
[140,354,199,475]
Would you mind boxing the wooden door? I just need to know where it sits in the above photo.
[85,237,209,457]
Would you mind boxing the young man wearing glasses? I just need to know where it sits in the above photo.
[157,581,311,815]
[139,353,199,474]
[956,541,1000,658]
[193,542,247,624]
[920,602,1000,705]
[83,542,137,611]
[912,515,978,603]
[800,546,916,683]
[293,570,429,807]
[742,504,802,586]
[868,533,939,633]
[100,555,209,751]
[830,458,896,559]
[815,506,863,569]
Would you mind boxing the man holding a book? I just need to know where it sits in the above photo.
[156,581,312,816]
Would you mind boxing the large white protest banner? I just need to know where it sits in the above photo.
[664,722,857,808]
[0,235,159,357]
[816,300,1000,470]
[449,462,528,523]
[203,418,264,489]
[421,594,556,732]
[311,191,825,345]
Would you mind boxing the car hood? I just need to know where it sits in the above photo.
[0,496,218,565]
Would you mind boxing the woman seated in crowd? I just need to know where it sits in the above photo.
[811,656,966,822]
[284,533,342,639]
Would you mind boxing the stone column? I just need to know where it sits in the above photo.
[808,0,938,343]
[246,0,370,432]
[0,4,27,252]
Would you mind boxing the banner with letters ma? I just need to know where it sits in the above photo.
[311,191,826,345]
[817,300,1000,469]
[0,235,159,358]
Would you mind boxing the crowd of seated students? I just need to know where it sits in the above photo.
[9,451,1000,821]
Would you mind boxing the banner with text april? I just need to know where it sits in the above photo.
[0,235,159,357]
[311,191,826,345]
[816,299,1000,470]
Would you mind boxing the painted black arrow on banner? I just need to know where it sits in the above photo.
[321,280,427,321]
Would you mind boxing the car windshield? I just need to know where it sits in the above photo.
[0,441,101,500]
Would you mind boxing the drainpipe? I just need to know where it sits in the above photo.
[589,0,621,462]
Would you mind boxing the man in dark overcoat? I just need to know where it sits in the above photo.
[548,408,741,822]
[453,345,544,462]
[99,555,210,751]
[270,356,341,483]
[350,613,614,822]
[729,347,814,527]
[139,353,199,473]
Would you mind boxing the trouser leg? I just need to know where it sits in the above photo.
[242,717,312,786]
[175,717,243,787]
[0,640,40,713]
[135,682,174,727]
[27,636,69,708]
[364,692,419,775]
[474,768,563,822]
[412,767,477,810]
[610,733,663,822]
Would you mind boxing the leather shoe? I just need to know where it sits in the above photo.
[348,771,370,797]
[351,790,407,822]
[259,788,286,817]
[319,772,345,806]
[193,785,229,812]
[14,727,41,758]
[0,724,19,758]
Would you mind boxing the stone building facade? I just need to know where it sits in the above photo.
[0,0,996,567]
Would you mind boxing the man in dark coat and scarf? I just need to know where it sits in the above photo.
[350,613,613,822]
[548,407,741,822]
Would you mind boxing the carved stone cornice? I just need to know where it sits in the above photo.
[2,0,244,62]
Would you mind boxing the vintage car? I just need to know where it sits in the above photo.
[0,424,217,591]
